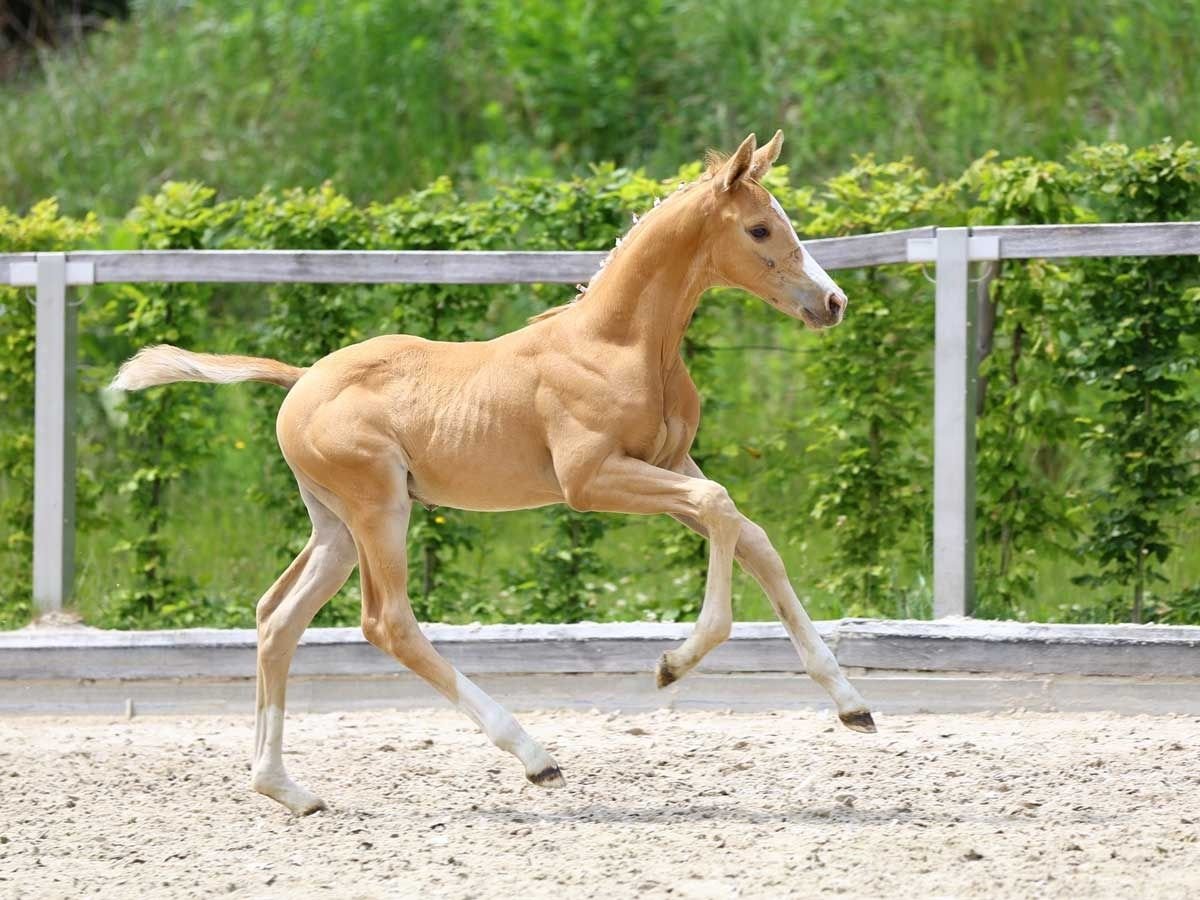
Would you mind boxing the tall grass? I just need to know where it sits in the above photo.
[3,0,1198,215]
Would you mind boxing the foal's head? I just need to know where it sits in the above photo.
[704,131,847,329]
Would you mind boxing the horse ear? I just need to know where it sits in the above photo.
[748,129,784,180]
[721,133,757,191]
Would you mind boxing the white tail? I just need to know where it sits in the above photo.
[111,344,306,391]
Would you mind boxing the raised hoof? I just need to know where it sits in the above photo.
[655,656,680,689]
[839,710,877,734]
[527,765,567,789]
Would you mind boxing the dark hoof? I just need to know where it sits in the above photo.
[527,766,566,789]
[299,798,328,817]
[839,710,877,734]
[655,656,680,689]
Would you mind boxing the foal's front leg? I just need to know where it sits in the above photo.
[558,454,745,687]
[671,457,875,732]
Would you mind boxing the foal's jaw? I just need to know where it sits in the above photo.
[742,244,849,331]
[775,259,848,329]
[761,194,847,329]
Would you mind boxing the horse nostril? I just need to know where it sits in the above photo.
[826,292,846,320]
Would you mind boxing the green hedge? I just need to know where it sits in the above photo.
[2,142,1199,629]
[0,202,99,629]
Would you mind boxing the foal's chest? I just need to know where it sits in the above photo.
[643,415,695,468]
[640,367,701,468]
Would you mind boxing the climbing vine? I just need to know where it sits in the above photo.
[967,155,1084,615]
[1065,142,1200,622]
[788,157,961,615]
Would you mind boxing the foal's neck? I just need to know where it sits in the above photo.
[571,192,714,370]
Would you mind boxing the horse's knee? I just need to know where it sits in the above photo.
[360,614,390,650]
[257,530,353,629]
[256,549,312,628]
[255,596,274,630]
[703,609,733,646]
[258,613,300,664]
[694,481,739,538]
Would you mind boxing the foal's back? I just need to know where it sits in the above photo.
[276,327,568,512]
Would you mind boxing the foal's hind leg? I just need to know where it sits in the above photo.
[251,486,357,815]
[347,469,564,787]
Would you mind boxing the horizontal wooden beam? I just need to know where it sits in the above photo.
[4,619,1198,682]
[0,230,929,287]
[2,223,1197,287]
[973,222,1200,259]
[807,226,936,268]
[15,250,610,285]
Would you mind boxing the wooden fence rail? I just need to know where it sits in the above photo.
[3,221,1199,618]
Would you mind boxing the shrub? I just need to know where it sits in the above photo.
[5,143,1200,629]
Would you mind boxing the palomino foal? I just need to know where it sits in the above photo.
[113,131,875,816]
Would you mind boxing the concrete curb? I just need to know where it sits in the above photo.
[4,619,1200,716]
[6,670,1200,717]
[4,619,1199,682]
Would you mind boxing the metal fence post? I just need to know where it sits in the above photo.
[32,252,77,615]
[932,228,976,617]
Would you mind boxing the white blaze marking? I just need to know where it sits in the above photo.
[769,195,803,244]
[769,195,842,298]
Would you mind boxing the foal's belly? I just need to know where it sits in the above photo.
[399,403,565,512]
[405,447,563,512]
[402,398,695,511]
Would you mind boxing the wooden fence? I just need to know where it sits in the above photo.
[4,221,1200,620]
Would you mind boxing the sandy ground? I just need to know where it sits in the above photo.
[1,707,1198,900]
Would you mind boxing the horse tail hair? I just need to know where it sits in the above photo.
[111,344,307,391]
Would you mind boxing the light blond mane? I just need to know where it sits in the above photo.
[527,162,723,324]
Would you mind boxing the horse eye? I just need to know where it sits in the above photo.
[749,225,770,240]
